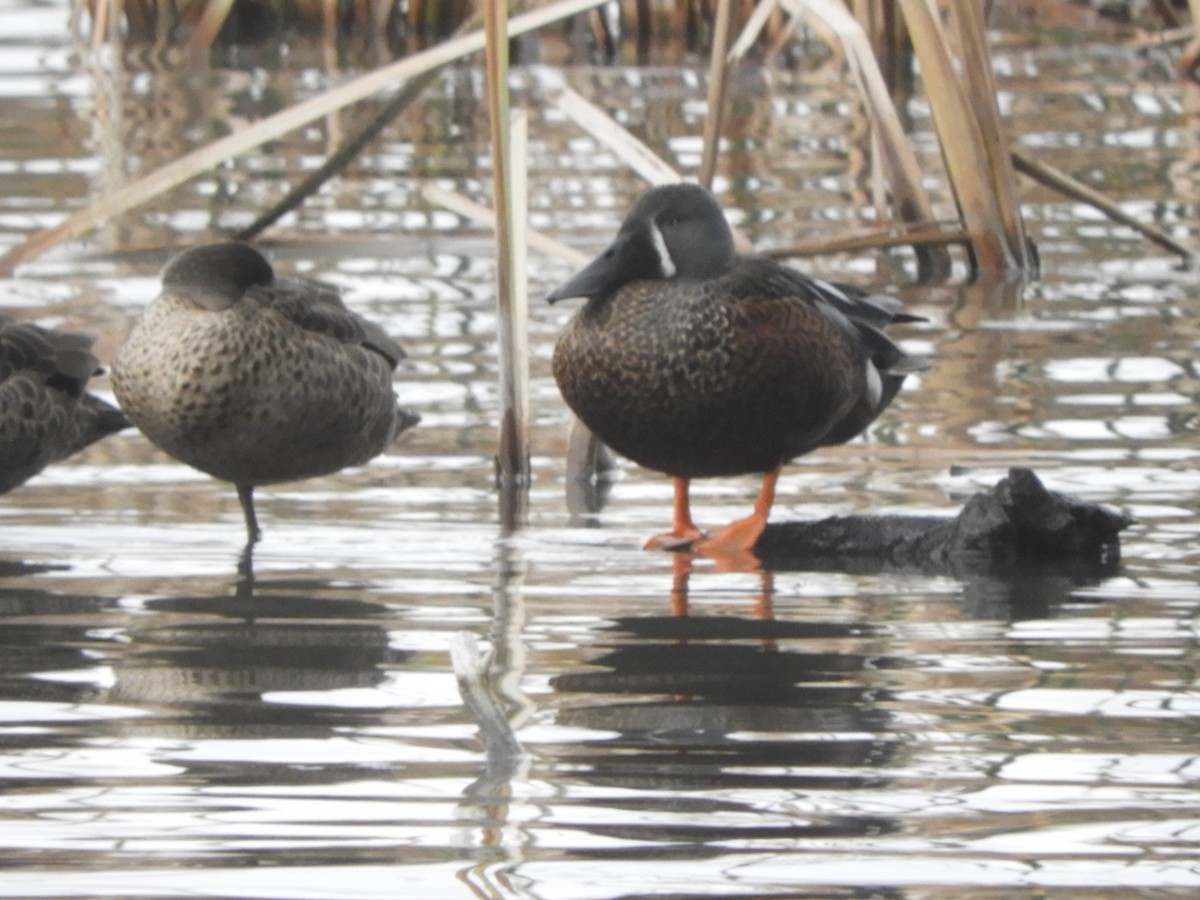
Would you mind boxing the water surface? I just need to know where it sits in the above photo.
[0,4,1198,897]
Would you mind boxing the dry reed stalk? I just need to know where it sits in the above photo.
[851,0,911,90]
[237,8,485,240]
[0,0,609,276]
[236,69,447,240]
[896,0,1030,274]
[484,0,530,487]
[697,0,734,189]
[1011,151,1197,263]
[550,85,682,186]
[942,0,1032,269]
[762,222,969,259]
[780,0,951,279]
[1178,0,1200,77]
[729,0,783,62]
[89,0,112,46]
[419,184,589,264]
[188,0,235,48]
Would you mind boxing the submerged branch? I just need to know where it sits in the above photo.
[755,467,1131,578]
[450,632,526,765]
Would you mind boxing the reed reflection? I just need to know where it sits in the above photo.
[452,528,533,889]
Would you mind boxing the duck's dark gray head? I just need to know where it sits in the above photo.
[547,183,737,303]
[161,242,274,311]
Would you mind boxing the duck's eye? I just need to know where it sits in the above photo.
[662,216,680,229]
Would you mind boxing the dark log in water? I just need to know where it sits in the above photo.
[756,467,1131,578]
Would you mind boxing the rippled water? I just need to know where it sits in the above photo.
[1,3,1199,898]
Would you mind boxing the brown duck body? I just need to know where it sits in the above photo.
[112,242,418,539]
[0,316,129,493]
[115,288,404,487]
[554,255,902,480]
[548,183,922,554]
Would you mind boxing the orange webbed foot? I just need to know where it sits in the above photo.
[644,476,705,552]
[691,467,780,559]
[644,526,707,552]
[691,511,768,557]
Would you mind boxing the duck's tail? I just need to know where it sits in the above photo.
[73,394,131,454]
[394,407,421,439]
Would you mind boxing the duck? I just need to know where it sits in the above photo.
[0,316,130,493]
[547,183,925,555]
[112,242,419,543]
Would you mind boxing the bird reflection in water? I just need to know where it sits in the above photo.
[113,548,401,739]
[668,550,775,624]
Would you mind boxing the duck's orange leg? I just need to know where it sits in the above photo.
[645,476,707,550]
[693,467,779,556]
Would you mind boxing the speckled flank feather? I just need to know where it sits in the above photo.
[111,243,418,511]
[555,271,856,477]
[0,316,130,493]
[550,184,924,482]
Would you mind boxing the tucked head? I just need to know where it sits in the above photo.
[161,242,275,311]
[547,183,737,303]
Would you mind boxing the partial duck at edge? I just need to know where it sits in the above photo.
[0,315,129,493]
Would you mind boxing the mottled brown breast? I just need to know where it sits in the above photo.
[553,268,865,479]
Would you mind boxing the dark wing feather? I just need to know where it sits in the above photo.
[751,260,928,375]
[733,257,928,448]
[247,279,406,369]
[804,275,927,325]
[0,317,103,398]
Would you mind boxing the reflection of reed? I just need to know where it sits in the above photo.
[451,526,534,887]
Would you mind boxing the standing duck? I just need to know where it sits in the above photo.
[0,316,129,493]
[548,183,924,555]
[112,242,419,543]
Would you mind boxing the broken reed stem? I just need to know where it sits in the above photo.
[697,0,734,189]
[236,67,445,241]
[236,10,484,241]
[551,86,681,185]
[484,0,530,486]
[420,183,588,264]
[1011,150,1198,262]
[761,222,969,259]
